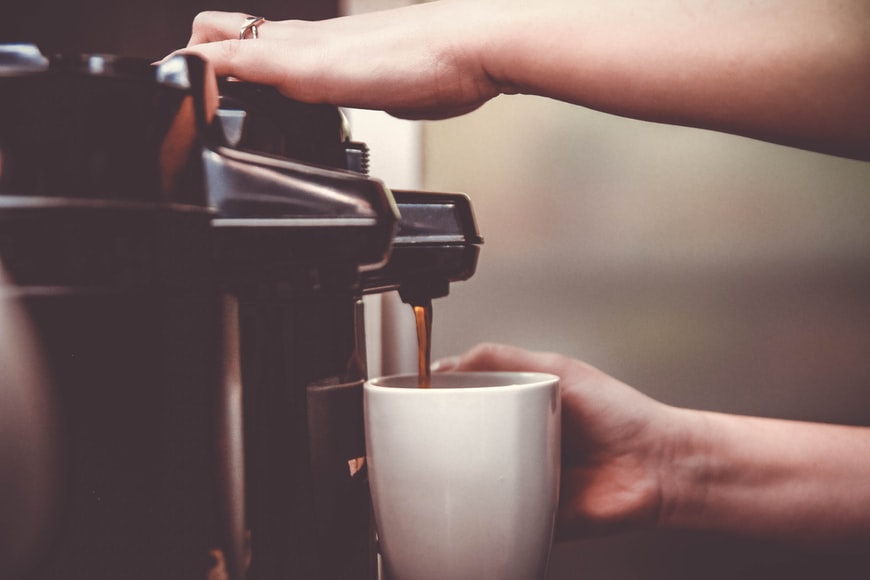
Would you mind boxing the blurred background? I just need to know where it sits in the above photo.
[424,94,870,427]
[4,0,870,577]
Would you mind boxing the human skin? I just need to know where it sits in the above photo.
[434,343,870,547]
[174,0,870,159]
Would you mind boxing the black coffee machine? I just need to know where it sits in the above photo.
[0,45,481,580]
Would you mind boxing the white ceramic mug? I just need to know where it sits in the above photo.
[364,372,560,580]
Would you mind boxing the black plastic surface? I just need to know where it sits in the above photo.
[361,190,483,301]
[0,45,213,207]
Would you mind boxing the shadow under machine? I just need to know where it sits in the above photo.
[0,45,481,580]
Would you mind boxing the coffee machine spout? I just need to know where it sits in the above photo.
[361,190,483,304]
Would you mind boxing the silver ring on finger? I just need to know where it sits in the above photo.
[240,16,266,40]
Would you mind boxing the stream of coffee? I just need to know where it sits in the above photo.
[412,301,432,388]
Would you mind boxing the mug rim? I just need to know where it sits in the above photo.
[365,371,559,392]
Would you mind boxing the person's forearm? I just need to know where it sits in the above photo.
[478,0,870,159]
[660,408,870,546]
[179,1,869,157]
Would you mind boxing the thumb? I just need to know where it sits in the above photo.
[436,343,572,375]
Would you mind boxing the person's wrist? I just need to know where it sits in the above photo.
[654,407,715,532]
[442,0,503,91]
[457,0,530,95]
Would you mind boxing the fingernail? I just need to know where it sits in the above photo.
[431,356,459,372]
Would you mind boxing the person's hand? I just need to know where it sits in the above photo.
[171,0,870,159]
[173,3,500,120]
[434,343,689,541]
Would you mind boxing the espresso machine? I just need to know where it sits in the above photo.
[0,44,481,580]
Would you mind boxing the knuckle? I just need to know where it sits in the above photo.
[464,342,510,365]
[191,11,249,42]
[191,11,221,31]
[469,341,501,357]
